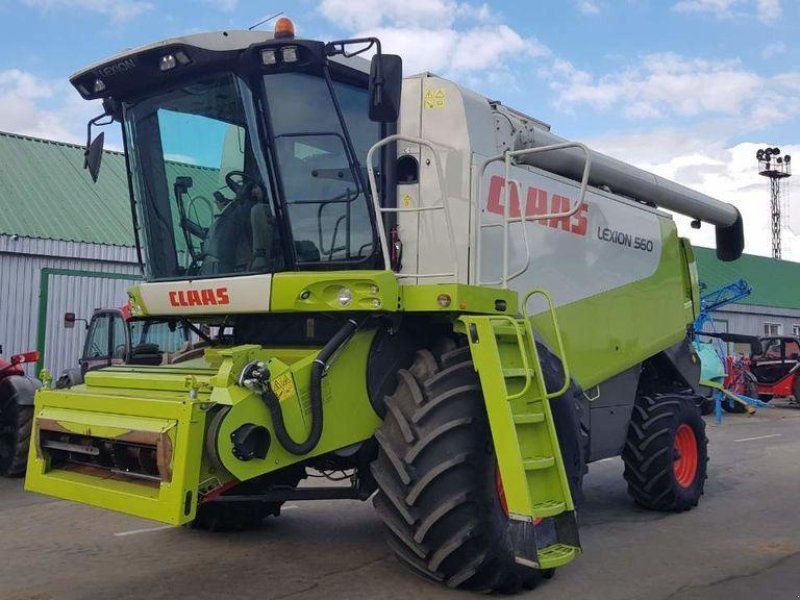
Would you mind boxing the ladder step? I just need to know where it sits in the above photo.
[492,323,526,338]
[523,456,555,471]
[513,412,545,425]
[502,368,533,379]
[532,500,566,517]
[537,543,580,569]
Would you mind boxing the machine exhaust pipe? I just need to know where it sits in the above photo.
[515,128,744,261]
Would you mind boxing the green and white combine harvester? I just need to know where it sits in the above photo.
[26,18,745,592]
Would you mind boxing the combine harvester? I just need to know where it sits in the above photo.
[26,18,744,592]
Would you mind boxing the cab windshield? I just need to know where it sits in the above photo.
[124,70,380,281]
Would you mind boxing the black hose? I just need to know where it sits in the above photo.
[261,318,360,455]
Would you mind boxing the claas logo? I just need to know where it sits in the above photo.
[486,175,588,237]
[169,287,230,307]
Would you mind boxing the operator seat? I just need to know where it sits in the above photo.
[250,203,275,271]
[200,199,253,275]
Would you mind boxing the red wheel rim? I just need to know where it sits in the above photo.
[495,466,509,516]
[673,424,698,488]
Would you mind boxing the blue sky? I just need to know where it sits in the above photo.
[0,0,798,258]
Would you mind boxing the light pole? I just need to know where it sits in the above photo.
[756,147,792,259]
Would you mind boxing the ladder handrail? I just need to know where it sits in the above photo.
[366,134,459,281]
[522,289,572,399]
[476,142,593,288]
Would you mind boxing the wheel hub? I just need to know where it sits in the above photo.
[673,424,698,488]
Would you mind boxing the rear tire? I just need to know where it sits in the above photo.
[0,402,33,477]
[371,342,555,592]
[622,394,708,511]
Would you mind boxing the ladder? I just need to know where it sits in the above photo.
[459,289,580,570]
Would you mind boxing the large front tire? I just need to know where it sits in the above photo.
[622,394,708,511]
[371,343,546,592]
[0,402,33,477]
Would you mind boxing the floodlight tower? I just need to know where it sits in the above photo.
[757,147,792,259]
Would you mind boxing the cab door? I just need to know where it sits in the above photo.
[79,310,129,373]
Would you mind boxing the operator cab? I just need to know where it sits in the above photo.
[73,20,401,282]
[750,336,800,384]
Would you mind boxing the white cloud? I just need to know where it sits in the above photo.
[318,0,548,76]
[22,0,153,22]
[672,0,741,19]
[586,129,800,259]
[544,52,799,125]
[671,0,782,23]
[762,41,787,58]
[756,0,781,22]
[0,69,100,144]
[319,0,459,31]
[576,0,602,15]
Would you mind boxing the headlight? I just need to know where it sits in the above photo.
[337,287,353,307]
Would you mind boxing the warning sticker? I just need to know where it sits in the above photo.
[424,88,446,109]
[271,374,296,401]
[402,193,413,207]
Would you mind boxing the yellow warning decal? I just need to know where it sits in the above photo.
[271,374,296,401]
[402,193,413,207]
[424,88,446,109]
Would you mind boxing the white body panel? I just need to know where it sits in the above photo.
[477,160,664,309]
[139,274,272,315]
[396,74,669,307]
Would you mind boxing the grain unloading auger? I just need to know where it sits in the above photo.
[26,18,742,592]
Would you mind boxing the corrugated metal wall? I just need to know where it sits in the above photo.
[713,304,800,339]
[0,235,139,377]
[43,274,139,377]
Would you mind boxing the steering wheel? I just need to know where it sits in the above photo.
[225,171,257,195]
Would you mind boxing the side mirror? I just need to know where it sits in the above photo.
[64,312,76,329]
[85,131,105,183]
[369,54,402,123]
[175,176,193,192]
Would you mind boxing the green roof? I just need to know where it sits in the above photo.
[694,246,800,311]
[0,131,220,247]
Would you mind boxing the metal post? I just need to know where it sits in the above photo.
[756,147,792,261]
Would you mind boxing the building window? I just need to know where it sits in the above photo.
[764,322,783,336]
[793,324,800,337]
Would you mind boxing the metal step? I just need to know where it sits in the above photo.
[523,456,555,471]
[537,543,580,569]
[513,412,545,425]
[502,367,534,379]
[532,500,566,518]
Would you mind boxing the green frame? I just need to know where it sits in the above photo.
[35,267,141,373]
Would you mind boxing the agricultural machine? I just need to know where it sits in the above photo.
[56,306,194,388]
[750,336,800,405]
[0,347,41,476]
[25,19,745,592]
[692,279,760,414]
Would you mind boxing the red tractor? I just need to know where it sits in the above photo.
[0,347,41,476]
[750,336,800,404]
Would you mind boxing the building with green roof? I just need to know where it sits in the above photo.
[0,131,141,377]
[694,246,800,350]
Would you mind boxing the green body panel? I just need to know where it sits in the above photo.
[25,384,207,525]
[400,283,517,314]
[269,271,399,312]
[529,220,693,389]
[25,330,380,525]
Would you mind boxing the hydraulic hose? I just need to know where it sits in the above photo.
[258,318,361,456]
